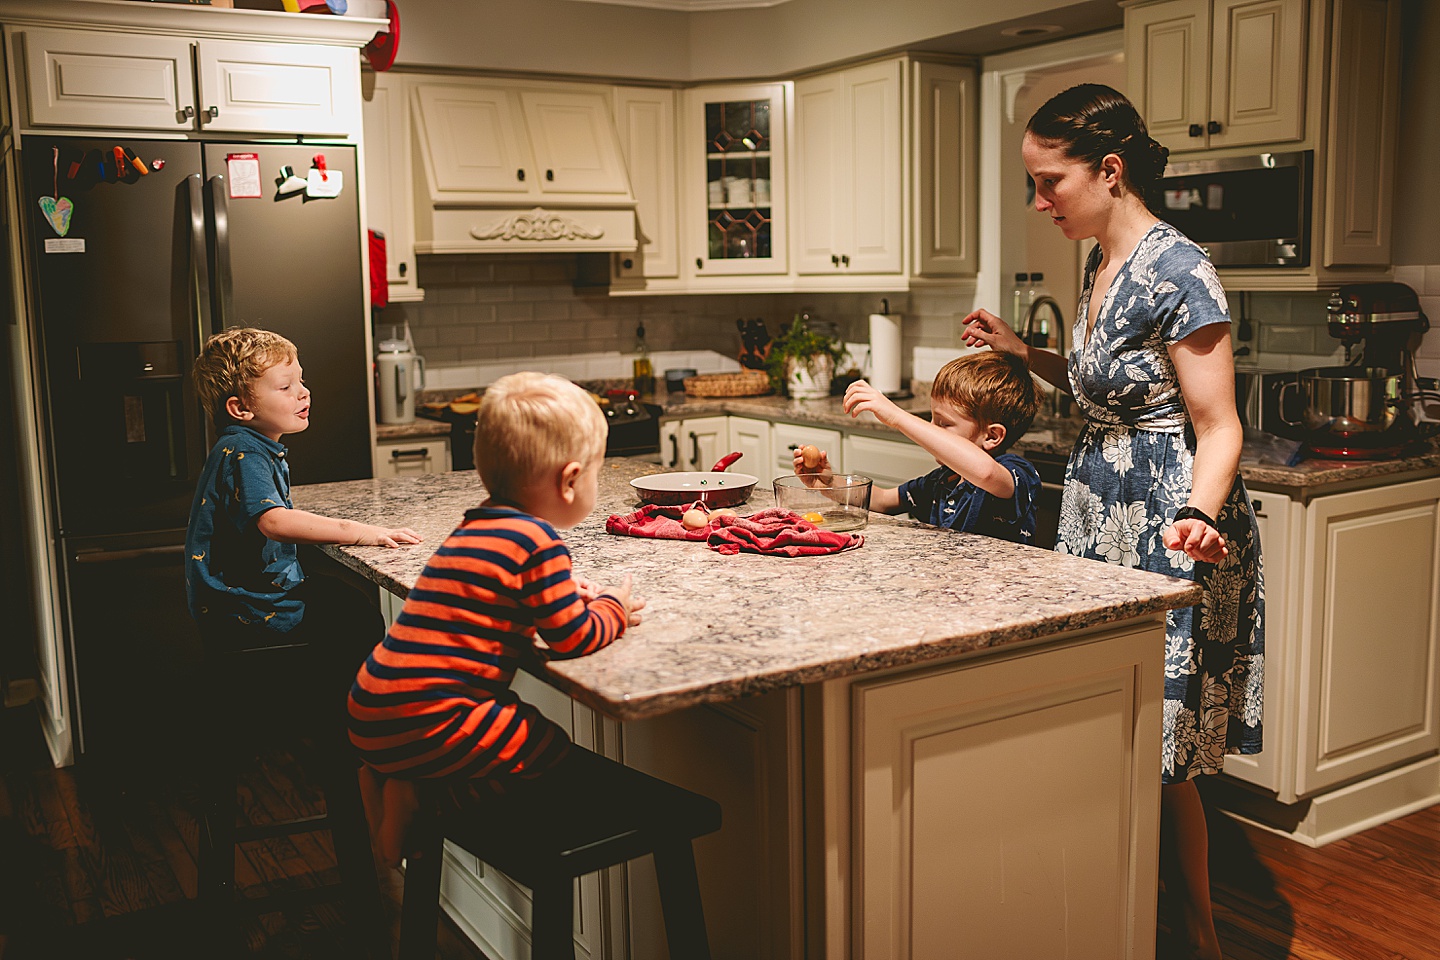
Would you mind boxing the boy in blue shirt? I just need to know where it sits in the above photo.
[795,351,1043,544]
[186,327,421,734]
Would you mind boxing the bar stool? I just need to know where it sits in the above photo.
[398,745,722,960]
[195,639,387,960]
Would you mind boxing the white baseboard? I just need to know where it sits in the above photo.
[1210,755,1440,847]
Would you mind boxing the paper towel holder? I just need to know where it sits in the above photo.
[869,299,912,400]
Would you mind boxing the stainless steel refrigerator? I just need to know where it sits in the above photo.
[22,136,371,768]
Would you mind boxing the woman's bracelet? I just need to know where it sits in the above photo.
[1173,505,1217,529]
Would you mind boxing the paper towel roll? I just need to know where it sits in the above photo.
[868,313,902,395]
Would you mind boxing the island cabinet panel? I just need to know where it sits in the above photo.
[824,622,1165,960]
[622,690,806,959]
[1295,477,1440,797]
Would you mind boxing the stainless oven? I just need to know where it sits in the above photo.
[1150,150,1312,268]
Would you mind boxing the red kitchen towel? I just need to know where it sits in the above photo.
[605,503,711,541]
[707,508,863,556]
[606,504,862,556]
[368,229,388,309]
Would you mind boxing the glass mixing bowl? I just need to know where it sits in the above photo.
[773,474,873,532]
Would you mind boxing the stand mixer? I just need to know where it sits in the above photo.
[1282,282,1440,458]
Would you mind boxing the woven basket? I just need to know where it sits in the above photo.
[683,370,772,397]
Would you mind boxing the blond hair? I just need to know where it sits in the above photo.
[473,372,607,500]
[930,352,1040,453]
[192,327,298,420]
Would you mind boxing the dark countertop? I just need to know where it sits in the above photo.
[293,458,1200,721]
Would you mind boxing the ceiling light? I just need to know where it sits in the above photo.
[999,23,1064,38]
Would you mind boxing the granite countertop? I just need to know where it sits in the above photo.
[293,458,1200,721]
[376,419,451,441]
[656,392,1440,497]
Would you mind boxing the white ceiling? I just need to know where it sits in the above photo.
[563,0,792,8]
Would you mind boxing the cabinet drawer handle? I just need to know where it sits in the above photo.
[205,106,219,120]
[1207,120,1222,135]
[1188,123,1203,138]
[841,254,850,266]
[517,169,526,181]
[182,105,195,120]
[1252,499,1263,513]
[689,432,700,468]
[668,433,680,467]
[787,443,800,451]
[390,448,430,460]
[831,254,840,267]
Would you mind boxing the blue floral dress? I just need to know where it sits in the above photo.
[1058,221,1264,783]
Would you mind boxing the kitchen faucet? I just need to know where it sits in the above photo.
[1020,294,1069,416]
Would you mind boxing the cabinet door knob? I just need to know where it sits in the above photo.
[517,169,526,181]
[1207,120,1222,135]
[546,169,554,181]
[622,258,634,269]
[831,254,840,266]
[696,257,703,270]
[182,105,195,120]
[1188,123,1204,138]
[398,261,407,277]
[841,254,850,266]
[205,106,219,120]
[668,433,680,467]
[689,432,701,467]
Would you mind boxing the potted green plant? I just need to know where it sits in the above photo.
[764,314,848,399]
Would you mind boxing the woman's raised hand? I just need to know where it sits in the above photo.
[960,308,1028,358]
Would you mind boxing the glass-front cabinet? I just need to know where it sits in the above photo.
[684,83,788,276]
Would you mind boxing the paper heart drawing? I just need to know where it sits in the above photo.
[39,196,73,237]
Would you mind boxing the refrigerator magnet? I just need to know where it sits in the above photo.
[225,153,263,198]
[305,167,343,199]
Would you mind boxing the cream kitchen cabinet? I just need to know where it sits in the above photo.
[770,421,843,478]
[361,72,424,302]
[910,59,979,277]
[1214,476,1440,845]
[373,437,450,478]
[19,27,361,136]
[728,416,773,477]
[1125,0,1308,153]
[794,60,903,276]
[683,82,789,278]
[842,432,935,489]
[412,80,631,203]
[660,416,730,471]
[610,86,680,284]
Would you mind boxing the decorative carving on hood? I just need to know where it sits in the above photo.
[471,209,605,242]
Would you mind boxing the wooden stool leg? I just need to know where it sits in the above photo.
[398,814,444,960]
[529,876,577,960]
[653,840,712,960]
[319,754,389,960]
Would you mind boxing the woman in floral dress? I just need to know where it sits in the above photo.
[963,84,1262,960]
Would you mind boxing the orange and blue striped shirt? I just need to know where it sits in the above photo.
[347,506,626,780]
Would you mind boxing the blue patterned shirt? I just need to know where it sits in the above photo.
[185,424,304,631]
[897,453,1042,544]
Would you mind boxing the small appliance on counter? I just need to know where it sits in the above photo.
[1277,282,1440,459]
[375,322,426,425]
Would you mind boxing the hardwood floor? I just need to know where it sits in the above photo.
[2,699,1437,959]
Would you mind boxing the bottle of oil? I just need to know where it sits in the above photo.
[632,322,655,394]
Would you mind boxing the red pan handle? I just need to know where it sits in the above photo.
[711,451,743,472]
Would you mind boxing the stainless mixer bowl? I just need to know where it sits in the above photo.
[1281,367,1402,435]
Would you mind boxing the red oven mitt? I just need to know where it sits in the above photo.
[707,509,862,557]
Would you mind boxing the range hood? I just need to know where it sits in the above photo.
[410,80,639,254]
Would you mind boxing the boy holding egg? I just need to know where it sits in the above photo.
[348,372,645,868]
[794,351,1043,544]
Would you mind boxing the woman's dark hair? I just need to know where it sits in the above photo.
[1026,83,1169,196]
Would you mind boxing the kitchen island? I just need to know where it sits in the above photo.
[294,459,1201,960]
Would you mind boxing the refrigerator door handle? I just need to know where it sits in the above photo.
[208,175,234,328]
[188,174,211,337]
[72,544,185,564]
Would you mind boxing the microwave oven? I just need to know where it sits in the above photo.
[1149,150,1312,268]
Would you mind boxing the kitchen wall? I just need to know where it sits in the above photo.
[377,254,979,387]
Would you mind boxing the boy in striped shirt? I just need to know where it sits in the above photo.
[348,372,644,867]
